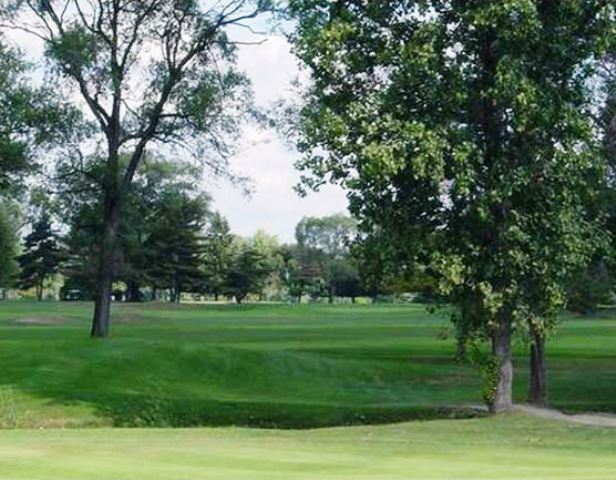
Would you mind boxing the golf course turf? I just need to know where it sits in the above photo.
[0,301,615,478]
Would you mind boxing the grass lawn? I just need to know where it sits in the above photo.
[1,415,616,479]
[0,301,614,428]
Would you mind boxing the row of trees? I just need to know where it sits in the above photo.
[6,158,363,305]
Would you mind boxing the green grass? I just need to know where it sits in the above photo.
[0,301,615,428]
[1,415,616,479]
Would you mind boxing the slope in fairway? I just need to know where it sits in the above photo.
[1,415,616,480]
[0,301,616,428]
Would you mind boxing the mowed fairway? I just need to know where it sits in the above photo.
[0,301,615,427]
[1,301,616,479]
[2,415,616,479]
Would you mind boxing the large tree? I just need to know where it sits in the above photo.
[288,1,614,411]
[1,0,271,336]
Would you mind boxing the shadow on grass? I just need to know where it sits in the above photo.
[97,395,485,429]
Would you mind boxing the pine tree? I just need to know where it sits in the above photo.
[202,213,236,301]
[143,194,207,303]
[17,214,64,301]
[225,245,272,304]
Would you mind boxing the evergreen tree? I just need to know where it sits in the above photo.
[202,213,236,301]
[17,214,64,301]
[143,193,208,303]
[225,244,272,304]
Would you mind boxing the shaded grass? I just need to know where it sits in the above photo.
[0,301,615,427]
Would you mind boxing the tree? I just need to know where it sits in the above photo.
[288,1,613,411]
[2,0,272,337]
[143,191,209,303]
[279,244,320,303]
[225,243,272,304]
[0,39,77,196]
[17,213,65,300]
[295,214,356,259]
[326,257,362,303]
[202,213,235,301]
[0,204,18,296]
[295,214,357,302]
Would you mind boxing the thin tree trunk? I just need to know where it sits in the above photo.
[490,316,514,413]
[214,291,219,301]
[125,280,141,302]
[36,281,43,301]
[91,191,121,338]
[528,327,547,406]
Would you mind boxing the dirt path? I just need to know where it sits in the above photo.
[514,404,616,428]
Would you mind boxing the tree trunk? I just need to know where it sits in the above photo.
[214,291,219,301]
[490,316,514,413]
[91,191,121,338]
[125,280,141,302]
[36,281,43,301]
[528,328,547,406]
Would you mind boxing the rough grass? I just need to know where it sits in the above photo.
[0,301,615,428]
[1,414,616,479]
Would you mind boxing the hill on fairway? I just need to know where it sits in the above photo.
[0,301,615,428]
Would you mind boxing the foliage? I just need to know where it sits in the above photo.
[17,213,65,300]
[202,212,236,300]
[143,190,209,303]
[288,0,615,408]
[225,242,273,303]
[0,39,79,196]
[0,203,18,290]
[1,0,273,335]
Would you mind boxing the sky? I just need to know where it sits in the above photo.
[209,33,348,243]
[3,8,348,244]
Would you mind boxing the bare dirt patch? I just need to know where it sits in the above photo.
[514,404,616,428]
[14,317,66,326]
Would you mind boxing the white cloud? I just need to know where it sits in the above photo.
[208,35,348,243]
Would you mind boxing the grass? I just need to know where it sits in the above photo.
[1,414,616,479]
[1,300,616,479]
[0,301,615,428]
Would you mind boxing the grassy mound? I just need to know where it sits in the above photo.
[0,301,615,428]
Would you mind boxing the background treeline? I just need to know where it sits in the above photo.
[4,148,616,309]
[1,157,372,304]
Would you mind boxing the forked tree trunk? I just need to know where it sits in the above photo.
[91,191,122,338]
[528,328,547,406]
[490,316,514,413]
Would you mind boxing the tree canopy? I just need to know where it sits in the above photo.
[288,0,615,411]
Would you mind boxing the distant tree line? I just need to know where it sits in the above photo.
[2,155,367,305]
